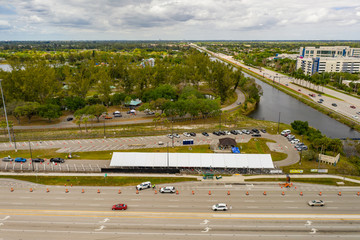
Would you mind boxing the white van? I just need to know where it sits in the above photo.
[136,181,151,190]
[281,129,291,135]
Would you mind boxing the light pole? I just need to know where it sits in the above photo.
[0,79,12,144]
[103,120,106,138]
[29,140,34,172]
[171,118,174,148]
[167,142,169,168]
[277,112,281,134]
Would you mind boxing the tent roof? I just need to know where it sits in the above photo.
[219,138,237,146]
[110,152,274,169]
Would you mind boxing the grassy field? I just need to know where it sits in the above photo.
[0,175,198,186]
[239,138,288,161]
[245,177,360,186]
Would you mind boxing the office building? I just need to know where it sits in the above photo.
[300,46,360,58]
[296,57,360,75]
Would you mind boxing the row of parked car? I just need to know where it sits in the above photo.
[280,129,308,151]
[2,157,65,163]
[167,129,266,139]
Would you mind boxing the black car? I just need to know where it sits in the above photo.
[190,132,196,137]
[332,103,337,107]
[252,133,261,137]
[230,130,238,135]
[32,158,44,163]
[66,117,73,121]
[219,131,226,135]
[260,129,267,133]
[252,129,260,133]
[202,132,209,137]
[213,131,220,136]
[50,158,65,163]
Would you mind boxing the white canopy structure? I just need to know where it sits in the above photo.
[110,152,274,169]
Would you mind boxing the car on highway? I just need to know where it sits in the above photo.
[159,186,176,193]
[212,203,228,211]
[298,89,301,92]
[136,181,151,190]
[2,156,13,162]
[308,93,315,97]
[14,157,27,162]
[350,105,356,109]
[50,157,65,163]
[32,158,44,163]
[202,132,209,137]
[332,103,337,107]
[308,200,324,207]
[112,204,127,210]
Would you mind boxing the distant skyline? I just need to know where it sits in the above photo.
[0,0,360,41]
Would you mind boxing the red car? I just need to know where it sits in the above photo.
[298,89,301,92]
[112,204,127,210]
[350,105,356,109]
[104,116,112,119]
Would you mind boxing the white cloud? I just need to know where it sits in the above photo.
[0,0,359,39]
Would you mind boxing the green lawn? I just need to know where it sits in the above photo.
[239,138,288,161]
[245,177,360,186]
[0,175,198,186]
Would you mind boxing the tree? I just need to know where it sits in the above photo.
[64,96,86,112]
[96,67,113,106]
[38,104,62,122]
[76,104,107,122]
[15,102,40,123]
[75,115,82,132]
[291,120,309,135]
[82,116,89,132]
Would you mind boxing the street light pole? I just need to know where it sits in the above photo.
[29,140,34,171]
[0,79,12,144]
[103,120,106,138]
[277,112,281,134]
[299,135,304,165]
[167,142,169,168]
[171,118,174,148]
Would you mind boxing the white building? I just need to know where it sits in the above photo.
[300,46,360,58]
[296,57,360,75]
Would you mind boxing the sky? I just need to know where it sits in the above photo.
[0,0,360,40]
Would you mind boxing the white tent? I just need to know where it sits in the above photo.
[110,152,274,169]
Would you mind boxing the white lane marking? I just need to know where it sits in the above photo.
[284,201,294,202]
[201,219,210,225]
[201,226,211,232]
[169,200,179,202]
[55,197,66,200]
[99,218,110,223]
[49,203,61,206]
[168,205,179,208]
[326,207,339,209]
[95,225,105,231]
[287,207,298,209]
[310,228,317,234]
[207,200,217,202]
[245,200,255,202]
[89,204,101,206]
[131,199,141,201]
[246,206,259,209]
[0,216,10,221]
[305,221,312,226]
[19,197,31,199]
[11,203,21,205]
[128,205,139,207]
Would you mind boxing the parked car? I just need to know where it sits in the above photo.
[353,115,359,119]
[213,131,220,136]
[357,112,360,115]
[146,111,155,115]
[287,134,295,140]
[219,130,226,135]
[235,130,242,135]
[159,186,176,193]
[252,133,261,137]
[212,203,228,211]
[189,132,196,137]
[350,105,356,109]
[202,132,209,137]
[230,130,238,135]
[32,158,44,163]
[281,130,291,135]
[66,117,73,121]
[291,139,300,144]
[242,129,247,134]
[113,111,122,117]
[104,116,112,119]
[224,131,231,135]
[167,134,174,139]
[298,89,301,91]
[252,129,259,133]
[173,133,180,138]
[317,100,323,103]
[50,158,65,163]
[308,200,324,206]
[14,157,27,162]
[260,129,267,133]
[112,204,127,210]
[136,181,151,190]
[183,132,191,137]
[332,103,337,107]
[158,141,164,145]
[2,156,13,162]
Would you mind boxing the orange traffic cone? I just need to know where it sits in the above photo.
[282,191,285,196]
[30,188,33,192]
[65,189,69,193]
[319,192,322,196]
[227,191,230,195]
[118,190,121,194]
[208,191,211,195]
[338,192,342,196]
[192,190,195,195]
[46,188,50,193]
[97,189,100,194]
[10,187,14,192]
[82,189,85,193]
[357,192,360,196]
[246,191,249,195]
[176,190,179,195]
[136,190,139,194]
[154,190,157,194]
[300,192,303,196]
[263,191,267,195]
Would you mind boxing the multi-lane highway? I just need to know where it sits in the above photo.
[1,180,360,239]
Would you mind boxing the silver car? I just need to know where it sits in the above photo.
[2,157,13,162]
[308,200,324,206]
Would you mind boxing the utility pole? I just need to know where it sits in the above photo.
[167,142,169,168]
[299,135,304,165]
[171,118,174,148]
[12,127,17,152]
[0,79,12,144]
[103,120,106,138]
[29,140,34,171]
[277,112,281,134]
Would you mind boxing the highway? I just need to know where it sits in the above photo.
[1,180,360,239]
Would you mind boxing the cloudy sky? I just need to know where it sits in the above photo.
[0,0,360,40]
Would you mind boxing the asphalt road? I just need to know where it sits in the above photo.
[1,180,360,239]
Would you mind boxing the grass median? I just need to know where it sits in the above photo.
[0,175,198,186]
[245,177,360,186]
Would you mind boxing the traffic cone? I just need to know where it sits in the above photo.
[64,184,66,187]
[263,191,267,195]
[357,192,359,196]
[208,191,211,195]
[300,192,303,196]
[10,187,14,192]
[118,190,121,194]
[295,187,297,190]
[227,191,230,195]
[136,190,139,194]
[71,184,72,187]
[97,189,100,194]
[154,190,157,194]
[82,189,85,193]
[176,190,179,195]
[282,191,285,196]
[319,192,322,196]
[30,188,33,192]
[192,190,195,195]
[65,189,69,193]
[246,191,249,195]
[46,188,49,193]
[338,192,342,196]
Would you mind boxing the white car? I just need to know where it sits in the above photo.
[159,186,175,193]
[224,131,231,135]
[183,132,191,137]
[136,181,151,190]
[212,203,228,211]
[353,115,359,119]
[173,133,180,138]
[167,134,174,139]
[291,139,300,144]
[308,200,324,206]
[235,130,242,135]
[281,129,291,135]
